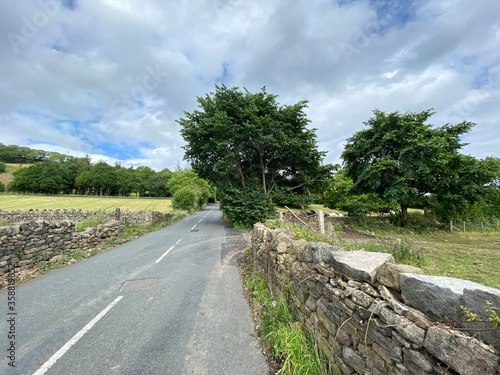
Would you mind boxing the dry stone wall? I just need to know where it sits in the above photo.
[251,223,500,375]
[0,208,173,280]
[0,208,172,227]
[0,220,124,277]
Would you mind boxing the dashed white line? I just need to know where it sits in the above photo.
[33,296,123,375]
[155,239,182,264]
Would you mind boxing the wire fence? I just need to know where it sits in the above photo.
[448,219,500,232]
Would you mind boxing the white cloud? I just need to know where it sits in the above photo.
[0,0,499,171]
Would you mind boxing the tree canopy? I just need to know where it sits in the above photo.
[341,109,482,220]
[178,85,330,225]
[8,155,175,197]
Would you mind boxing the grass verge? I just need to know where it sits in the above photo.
[240,251,330,375]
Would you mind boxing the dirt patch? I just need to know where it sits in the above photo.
[337,217,378,242]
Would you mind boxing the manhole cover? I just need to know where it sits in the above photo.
[120,278,158,292]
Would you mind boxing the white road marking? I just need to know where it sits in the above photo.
[155,239,182,264]
[33,296,123,375]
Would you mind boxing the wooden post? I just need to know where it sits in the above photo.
[481,221,484,231]
[463,221,466,232]
[450,220,453,232]
[326,221,333,238]
[318,210,325,234]
[115,207,121,221]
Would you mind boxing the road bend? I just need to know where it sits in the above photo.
[0,204,269,375]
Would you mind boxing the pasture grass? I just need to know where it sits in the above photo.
[0,194,173,212]
[275,215,500,289]
[349,216,500,289]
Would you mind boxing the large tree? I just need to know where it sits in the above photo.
[178,85,329,211]
[342,109,476,221]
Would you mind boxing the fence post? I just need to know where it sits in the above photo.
[450,220,453,232]
[481,221,484,231]
[463,221,466,232]
[326,221,333,238]
[318,210,325,234]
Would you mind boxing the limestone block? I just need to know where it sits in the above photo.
[379,307,426,347]
[351,289,374,308]
[406,309,431,330]
[290,239,307,256]
[377,263,422,290]
[297,241,343,264]
[400,273,495,323]
[462,286,500,349]
[315,261,336,278]
[402,348,436,373]
[424,325,499,375]
[330,250,394,283]
[342,347,366,374]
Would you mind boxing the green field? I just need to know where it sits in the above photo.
[0,194,173,212]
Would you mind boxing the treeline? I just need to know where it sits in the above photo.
[0,143,67,164]
[6,153,173,197]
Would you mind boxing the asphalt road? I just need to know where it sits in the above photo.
[0,204,269,375]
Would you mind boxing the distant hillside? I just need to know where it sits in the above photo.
[0,163,31,187]
[0,143,67,164]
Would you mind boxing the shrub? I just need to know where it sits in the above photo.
[219,188,275,229]
[172,187,198,212]
[0,162,6,173]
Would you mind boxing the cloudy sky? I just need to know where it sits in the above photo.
[1,0,499,171]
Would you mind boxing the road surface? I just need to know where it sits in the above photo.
[0,204,268,375]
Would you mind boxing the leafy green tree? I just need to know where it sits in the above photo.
[179,85,329,195]
[76,170,93,195]
[178,85,330,225]
[147,169,172,197]
[323,169,382,214]
[167,169,213,208]
[115,166,135,196]
[219,187,276,228]
[90,162,117,196]
[433,156,500,220]
[172,187,199,212]
[132,166,155,196]
[342,109,475,221]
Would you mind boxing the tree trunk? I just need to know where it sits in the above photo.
[260,154,267,195]
[235,160,245,188]
[401,204,408,222]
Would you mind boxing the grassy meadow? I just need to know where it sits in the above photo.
[277,204,500,289]
[0,194,173,212]
[344,215,500,289]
